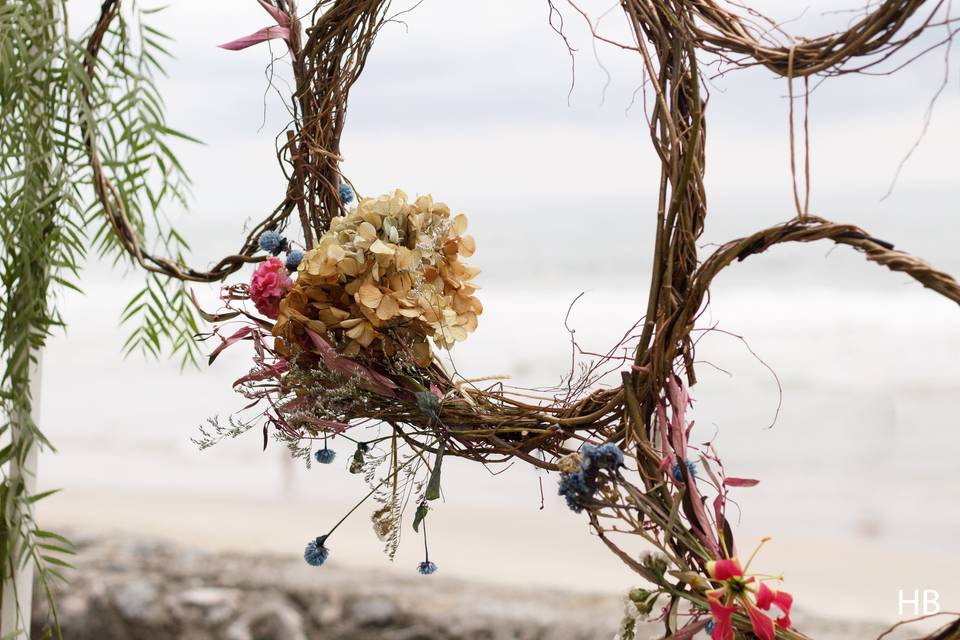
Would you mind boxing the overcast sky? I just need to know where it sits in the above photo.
[65,0,960,282]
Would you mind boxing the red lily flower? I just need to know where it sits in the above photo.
[705,556,794,640]
[219,0,292,51]
[756,582,794,630]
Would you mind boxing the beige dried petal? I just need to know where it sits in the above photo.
[357,284,383,309]
[339,257,360,277]
[358,305,380,326]
[369,239,395,255]
[460,311,478,332]
[419,297,441,323]
[317,308,345,325]
[452,213,468,236]
[394,246,415,271]
[414,195,432,210]
[459,235,476,257]
[357,322,377,347]
[339,317,364,329]
[387,273,407,295]
[376,295,399,320]
[327,244,346,262]
[357,221,377,242]
[448,325,468,342]
[452,293,472,314]
[360,209,382,229]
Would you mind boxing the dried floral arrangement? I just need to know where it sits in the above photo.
[82,1,960,639]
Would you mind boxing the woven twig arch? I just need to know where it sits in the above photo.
[85,1,960,638]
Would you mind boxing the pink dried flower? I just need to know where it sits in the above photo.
[219,0,292,51]
[250,257,293,319]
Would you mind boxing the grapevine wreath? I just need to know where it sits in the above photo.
[83,1,960,638]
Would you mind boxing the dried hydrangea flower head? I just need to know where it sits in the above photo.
[274,189,481,365]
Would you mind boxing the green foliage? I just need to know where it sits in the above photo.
[0,1,203,635]
[80,4,202,367]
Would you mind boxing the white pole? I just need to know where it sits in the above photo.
[0,353,42,636]
[1,0,56,633]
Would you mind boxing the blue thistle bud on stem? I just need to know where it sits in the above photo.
[258,230,287,256]
[285,250,304,271]
[314,448,336,465]
[339,183,355,205]
[557,442,624,513]
[417,561,438,575]
[304,535,330,567]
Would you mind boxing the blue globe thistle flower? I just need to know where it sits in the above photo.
[597,442,624,468]
[314,448,336,465]
[558,471,593,513]
[706,619,716,636]
[580,442,624,472]
[579,444,598,471]
[304,535,329,567]
[258,230,287,256]
[339,183,355,205]
[671,459,698,482]
[285,250,304,271]
[417,561,438,575]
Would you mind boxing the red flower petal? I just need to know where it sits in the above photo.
[756,583,794,628]
[744,600,776,640]
[707,558,744,580]
[755,582,774,609]
[708,598,738,640]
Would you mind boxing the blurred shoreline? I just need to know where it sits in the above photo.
[37,490,960,628]
[39,530,932,640]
